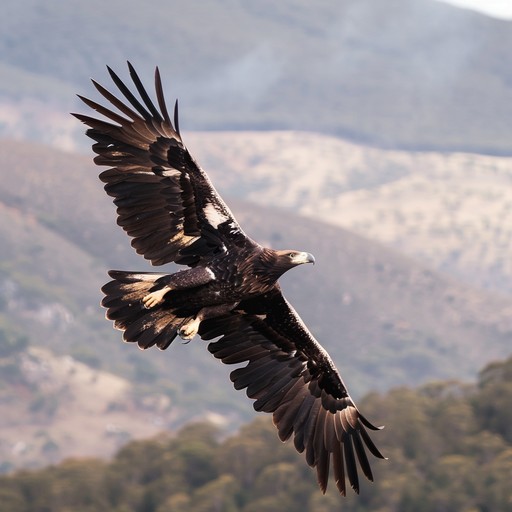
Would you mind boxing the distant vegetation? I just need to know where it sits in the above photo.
[1,355,511,511]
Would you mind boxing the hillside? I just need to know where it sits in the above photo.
[0,347,182,472]
[1,138,511,380]
[185,130,512,295]
[1,138,511,469]
[1,0,512,153]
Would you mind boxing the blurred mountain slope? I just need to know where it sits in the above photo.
[1,0,512,153]
[1,137,511,470]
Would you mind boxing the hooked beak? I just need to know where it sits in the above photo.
[292,252,316,265]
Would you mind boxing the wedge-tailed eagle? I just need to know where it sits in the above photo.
[73,62,385,495]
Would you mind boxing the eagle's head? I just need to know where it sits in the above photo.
[275,250,316,267]
[256,248,315,284]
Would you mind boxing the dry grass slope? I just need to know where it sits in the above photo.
[187,131,512,295]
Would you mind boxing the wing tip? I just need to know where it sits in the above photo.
[174,99,181,136]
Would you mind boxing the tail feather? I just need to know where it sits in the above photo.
[101,270,184,350]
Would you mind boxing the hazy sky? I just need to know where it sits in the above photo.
[438,0,512,19]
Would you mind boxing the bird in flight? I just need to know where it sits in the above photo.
[73,62,385,496]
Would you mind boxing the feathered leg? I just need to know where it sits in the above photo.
[143,267,215,309]
[179,302,238,340]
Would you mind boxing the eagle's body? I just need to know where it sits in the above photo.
[152,247,312,308]
[74,62,385,496]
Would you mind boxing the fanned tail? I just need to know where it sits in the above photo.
[101,270,184,350]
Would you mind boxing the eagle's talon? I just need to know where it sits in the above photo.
[178,317,201,340]
[142,287,169,309]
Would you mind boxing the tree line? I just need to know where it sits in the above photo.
[1,355,511,512]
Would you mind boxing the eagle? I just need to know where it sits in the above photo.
[73,62,385,496]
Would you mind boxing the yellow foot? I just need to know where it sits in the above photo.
[178,317,201,340]
[142,286,171,309]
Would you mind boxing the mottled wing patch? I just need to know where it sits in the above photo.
[204,202,230,229]
[74,63,256,266]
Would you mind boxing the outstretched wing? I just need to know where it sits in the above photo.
[199,288,385,496]
[73,62,255,267]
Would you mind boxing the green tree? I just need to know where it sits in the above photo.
[0,487,26,512]
[481,448,512,511]
[47,458,110,511]
[426,454,480,511]
[172,422,220,489]
[191,474,239,512]
[218,418,300,487]
[156,492,191,512]
[473,356,512,443]
[253,462,300,497]
[1,470,53,511]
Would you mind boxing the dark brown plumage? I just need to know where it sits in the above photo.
[73,62,385,496]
